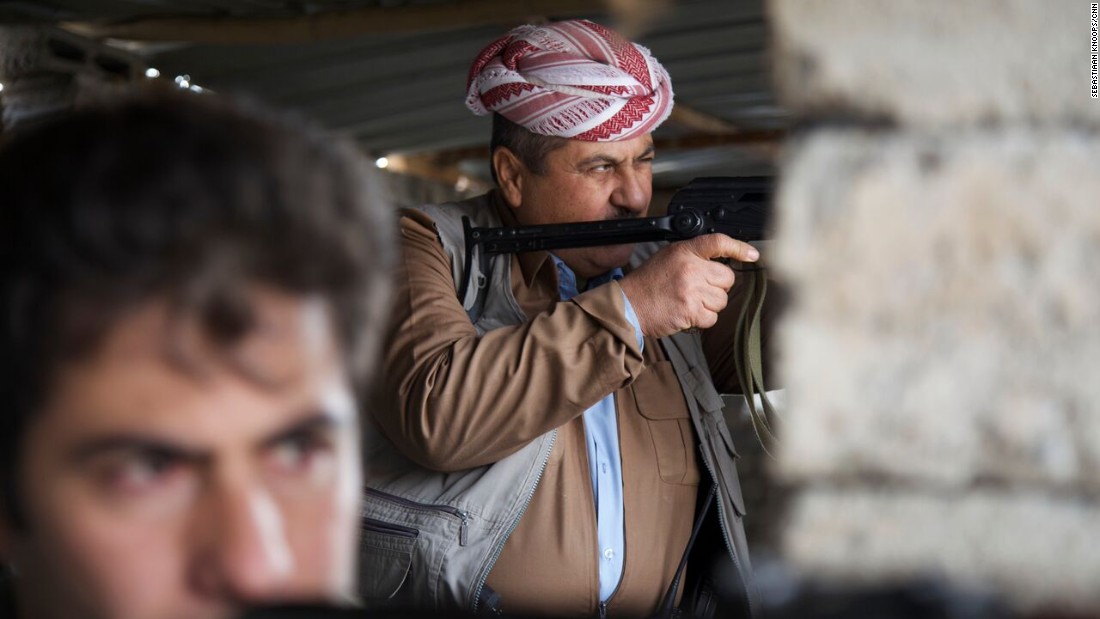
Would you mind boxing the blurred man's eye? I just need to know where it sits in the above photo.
[268,430,335,476]
[97,450,185,495]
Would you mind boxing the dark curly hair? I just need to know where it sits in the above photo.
[0,90,395,527]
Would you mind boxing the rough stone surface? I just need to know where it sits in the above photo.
[772,130,1100,490]
[768,0,1100,128]
[766,1,1100,614]
[782,488,1100,612]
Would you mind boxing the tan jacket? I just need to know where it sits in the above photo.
[361,191,769,617]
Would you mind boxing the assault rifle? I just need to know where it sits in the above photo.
[458,176,771,302]
[458,174,780,448]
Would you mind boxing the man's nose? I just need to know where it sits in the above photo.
[191,483,296,602]
[611,167,651,215]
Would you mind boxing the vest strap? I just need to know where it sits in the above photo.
[732,268,780,455]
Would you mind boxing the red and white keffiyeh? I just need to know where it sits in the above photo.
[465,19,674,142]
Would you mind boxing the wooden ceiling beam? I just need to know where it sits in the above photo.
[62,0,603,44]
[666,103,748,135]
[664,104,783,159]
[381,153,492,195]
[653,129,783,154]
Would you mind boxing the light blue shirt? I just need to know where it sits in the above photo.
[552,256,645,602]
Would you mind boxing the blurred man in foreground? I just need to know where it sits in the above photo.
[0,91,394,619]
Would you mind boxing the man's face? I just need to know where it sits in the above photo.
[507,134,655,278]
[2,291,362,619]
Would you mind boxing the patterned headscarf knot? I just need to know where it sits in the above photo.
[465,19,674,142]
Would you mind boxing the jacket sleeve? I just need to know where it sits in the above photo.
[374,210,646,472]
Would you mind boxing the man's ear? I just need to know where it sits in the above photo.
[492,147,525,209]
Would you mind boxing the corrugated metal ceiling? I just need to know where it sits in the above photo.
[0,0,784,188]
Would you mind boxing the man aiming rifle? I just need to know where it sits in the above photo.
[360,19,783,618]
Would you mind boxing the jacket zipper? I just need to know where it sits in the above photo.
[471,430,557,613]
[699,451,753,617]
[364,487,469,546]
[597,530,626,619]
[362,517,420,539]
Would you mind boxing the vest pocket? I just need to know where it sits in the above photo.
[358,518,417,600]
[633,360,700,486]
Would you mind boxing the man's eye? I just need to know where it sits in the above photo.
[101,452,182,494]
[269,432,332,474]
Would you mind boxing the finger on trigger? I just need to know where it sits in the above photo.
[694,233,759,262]
[728,238,760,262]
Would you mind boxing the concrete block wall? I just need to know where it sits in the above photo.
[768,0,1100,612]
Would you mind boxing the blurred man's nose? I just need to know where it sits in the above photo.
[611,166,651,216]
[191,483,296,603]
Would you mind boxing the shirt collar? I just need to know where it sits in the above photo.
[550,254,624,301]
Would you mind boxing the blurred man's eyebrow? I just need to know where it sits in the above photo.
[65,411,346,464]
[67,435,206,465]
[259,411,344,449]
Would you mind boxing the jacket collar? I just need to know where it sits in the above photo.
[486,190,555,289]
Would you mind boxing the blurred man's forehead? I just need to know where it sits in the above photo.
[89,290,337,383]
[33,290,353,451]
